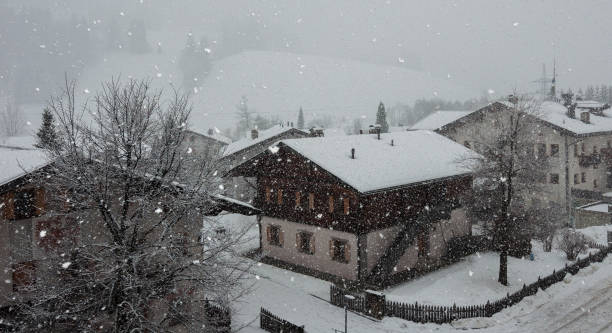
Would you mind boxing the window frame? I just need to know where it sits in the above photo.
[297,231,314,255]
[330,238,350,263]
[550,173,560,184]
[550,144,559,157]
[267,225,283,247]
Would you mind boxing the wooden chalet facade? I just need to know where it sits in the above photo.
[229,131,476,287]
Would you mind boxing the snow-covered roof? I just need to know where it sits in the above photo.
[322,128,347,137]
[223,125,307,157]
[0,147,50,186]
[410,111,473,130]
[577,202,610,213]
[187,129,232,145]
[534,102,612,135]
[389,126,410,133]
[279,130,476,193]
[576,100,608,110]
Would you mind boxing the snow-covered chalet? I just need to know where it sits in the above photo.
[228,130,478,286]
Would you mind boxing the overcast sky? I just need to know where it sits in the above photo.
[7,0,612,95]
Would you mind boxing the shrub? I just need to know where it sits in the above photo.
[557,229,591,261]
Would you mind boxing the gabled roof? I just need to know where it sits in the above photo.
[272,131,476,193]
[410,110,473,131]
[185,129,232,145]
[222,125,308,157]
[0,146,50,187]
[441,100,612,137]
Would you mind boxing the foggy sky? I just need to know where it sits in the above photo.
[6,0,612,94]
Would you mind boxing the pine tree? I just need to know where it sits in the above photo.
[35,108,58,149]
[376,102,389,133]
[297,107,305,129]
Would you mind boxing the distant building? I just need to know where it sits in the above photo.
[228,131,476,286]
[439,99,612,226]
[221,125,309,200]
[183,128,232,160]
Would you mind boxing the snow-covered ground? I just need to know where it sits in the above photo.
[578,224,612,245]
[232,251,612,332]
[385,242,569,306]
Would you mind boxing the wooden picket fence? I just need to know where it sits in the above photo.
[330,244,611,324]
[260,307,305,333]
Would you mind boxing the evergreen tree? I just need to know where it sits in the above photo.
[297,107,305,129]
[35,108,58,149]
[375,102,389,133]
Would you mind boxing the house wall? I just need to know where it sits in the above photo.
[260,216,359,281]
[442,106,612,211]
[365,208,471,274]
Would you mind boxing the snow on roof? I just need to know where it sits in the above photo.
[576,100,608,109]
[389,126,410,133]
[0,135,37,150]
[577,202,610,213]
[279,130,476,193]
[410,111,473,130]
[0,147,50,186]
[535,101,612,135]
[223,125,307,157]
[322,128,347,137]
[187,129,232,145]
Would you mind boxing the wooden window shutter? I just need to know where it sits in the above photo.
[296,232,301,248]
[3,192,15,220]
[309,193,315,210]
[309,235,315,254]
[266,225,272,243]
[295,191,301,207]
[277,189,283,204]
[329,239,335,258]
[279,229,284,246]
[328,196,334,213]
[265,187,271,203]
[343,198,350,215]
[35,188,45,216]
[344,243,351,262]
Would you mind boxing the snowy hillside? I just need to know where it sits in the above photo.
[189,51,477,132]
[75,50,477,133]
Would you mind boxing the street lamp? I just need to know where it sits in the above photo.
[344,294,355,333]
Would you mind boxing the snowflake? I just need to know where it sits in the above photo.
[61,262,71,269]
[154,207,163,214]
[40,230,47,238]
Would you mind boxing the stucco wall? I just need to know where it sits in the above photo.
[260,216,359,280]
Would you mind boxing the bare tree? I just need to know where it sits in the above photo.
[10,78,251,332]
[557,228,591,260]
[0,95,25,137]
[461,94,549,286]
[528,203,564,252]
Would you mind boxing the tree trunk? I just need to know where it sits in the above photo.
[498,247,508,286]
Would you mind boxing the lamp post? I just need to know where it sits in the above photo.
[344,294,355,333]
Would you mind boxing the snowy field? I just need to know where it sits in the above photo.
[385,242,570,306]
[578,224,612,245]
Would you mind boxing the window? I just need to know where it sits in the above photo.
[574,145,578,157]
[297,231,314,255]
[265,187,272,203]
[536,143,547,158]
[12,261,36,292]
[308,193,315,210]
[574,174,579,184]
[594,179,599,188]
[328,196,335,213]
[343,198,350,215]
[266,225,283,247]
[594,146,598,154]
[550,173,559,184]
[277,189,283,205]
[550,144,559,157]
[13,189,39,220]
[581,172,587,183]
[330,239,350,263]
[417,232,429,257]
[295,191,301,208]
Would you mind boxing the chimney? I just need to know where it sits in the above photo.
[580,112,590,124]
[359,129,363,135]
[391,139,394,146]
[208,128,214,136]
[251,129,259,139]
[351,148,355,159]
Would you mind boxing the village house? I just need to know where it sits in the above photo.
[228,131,477,287]
[437,98,612,227]
[220,124,309,200]
[0,143,257,309]
[410,110,473,131]
[183,128,232,161]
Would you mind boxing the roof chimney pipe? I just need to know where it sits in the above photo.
[351,148,355,159]
[251,129,259,139]
[391,139,394,146]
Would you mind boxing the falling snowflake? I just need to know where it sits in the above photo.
[513,22,519,27]
[83,89,90,94]
[187,147,193,154]
[154,207,163,214]
[61,262,71,269]
[469,270,474,277]
[40,230,47,238]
